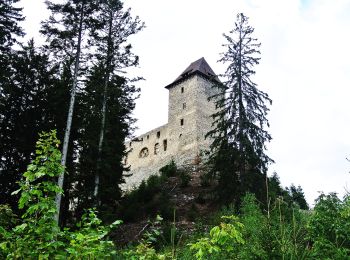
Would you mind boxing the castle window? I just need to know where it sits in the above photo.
[183,102,186,109]
[154,143,159,155]
[147,135,149,140]
[157,131,160,138]
[139,147,149,158]
[163,139,167,151]
[181,87,184,93]
[180,119,184,126]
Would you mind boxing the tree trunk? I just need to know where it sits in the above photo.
[55,1,85,224]
[94,9,114,205]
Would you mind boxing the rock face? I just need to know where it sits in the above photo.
[122,57,220,190]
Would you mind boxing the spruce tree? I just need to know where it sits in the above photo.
[91,0,144,205]
[207,13,273,204]
[40,0,99,222]
[0,0,24,54]
[73,63,139,220]
[0,40,60,209]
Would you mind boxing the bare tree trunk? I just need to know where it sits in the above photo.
[55,2,85,224]
[94,9,114,205]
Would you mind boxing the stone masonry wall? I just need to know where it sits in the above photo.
[122,73,219,191]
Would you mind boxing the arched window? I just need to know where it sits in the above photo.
[139,147,149,158]
[154,143,160,155]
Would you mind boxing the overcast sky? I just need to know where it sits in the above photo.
[20,0,350,206]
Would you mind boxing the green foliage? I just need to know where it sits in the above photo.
[160,160,177,177]
[120,161,182,222]
[188,215,244,259]
[0,131,121,259]
[238,193,268,259]
[308,193,350,259]
[123,215,168,259]
[64,209,121,258]
[206,12,273,206]
[179,170,191,187]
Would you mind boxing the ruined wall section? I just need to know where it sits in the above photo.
[122,74,220,191]
[122,124,173,190]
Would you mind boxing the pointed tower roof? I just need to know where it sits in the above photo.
[165,57,219,89]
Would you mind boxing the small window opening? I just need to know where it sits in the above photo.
[147,135,149,140]
[183,102,186,109]
[129,142,132,147]
[163,139,167,151]
[181,87,184,93]
[179,134,182,138]
[154,143,159,154]
[157,131,160,138]
[180,119,184,126]
[139,147,149,158]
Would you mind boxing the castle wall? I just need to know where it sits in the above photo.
[122,67,220,191]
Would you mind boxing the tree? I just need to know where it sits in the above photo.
[72,64,139,221]
[0,40,60,210]
[0,0,24,55]
[40,0,99,223]
[90,0,144,205]
[207,13,273,204]
[288,184,309,210]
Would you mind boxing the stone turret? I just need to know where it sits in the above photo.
[123,58,220,190]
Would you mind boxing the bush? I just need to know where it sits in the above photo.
[159,160,177,177]
[308,193,350,259]
[0,131,121,259]
[179,170,191,187]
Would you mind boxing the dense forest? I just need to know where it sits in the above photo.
[0,0,349,259]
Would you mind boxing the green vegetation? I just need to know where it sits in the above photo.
[0,1,349,258]
[1,131,349,259]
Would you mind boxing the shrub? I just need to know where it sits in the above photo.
[308,193,350,259]
[159,160,177,177]
[188,215,244,259]
[0,131,121,259]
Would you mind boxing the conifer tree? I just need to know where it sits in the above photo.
[0,40,59,209]
[0,0,24,54]
[40,0,99,222]
[207,13,273,204]
[72,64,139,220]
[91,0,144,205]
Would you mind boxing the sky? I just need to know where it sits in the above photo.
[19,0,350,206]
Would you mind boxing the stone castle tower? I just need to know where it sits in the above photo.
[123,57,220,190]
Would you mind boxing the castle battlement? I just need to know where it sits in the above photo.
[122,58,220,190]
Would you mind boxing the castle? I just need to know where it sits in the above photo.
[123,57,220,190]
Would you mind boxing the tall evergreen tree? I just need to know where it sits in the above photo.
[0,40,60,209]
[0,0,24,54]
[40,0,99,222]
[91,0,144,205]
[207,13,273,204]
[73,64,139,221]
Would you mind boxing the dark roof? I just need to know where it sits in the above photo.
[165,57,219,89]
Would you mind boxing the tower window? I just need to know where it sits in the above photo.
[183,102,186,109]
[163,139,167,151]
[157,131,160,138]
[180,119,184,126]
[181,87,184,93]
[147,135,149,140]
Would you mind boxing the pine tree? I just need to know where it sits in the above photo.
[40,0,99,222]
[207,13,273,204]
